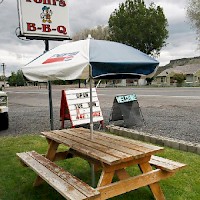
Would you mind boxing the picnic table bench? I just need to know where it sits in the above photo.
[17,128,186,200]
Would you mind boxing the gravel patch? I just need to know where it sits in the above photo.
[1,86,200,144]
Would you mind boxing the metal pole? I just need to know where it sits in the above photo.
[89,64,95,187]
[48,81,54,130]
[89,65,93,139]
[1,63,6,89]
[45,40,54,130]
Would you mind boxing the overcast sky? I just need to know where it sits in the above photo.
[0,0,199,75]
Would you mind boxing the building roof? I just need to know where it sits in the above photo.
[157,64,200,77]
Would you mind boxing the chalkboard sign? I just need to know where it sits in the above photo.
[60,88,103,128]
[109,94,144,128]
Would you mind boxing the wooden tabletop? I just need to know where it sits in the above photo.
[42,128,163,165]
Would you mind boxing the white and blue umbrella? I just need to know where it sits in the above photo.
[22,38,158,81]
[22,38,159,136]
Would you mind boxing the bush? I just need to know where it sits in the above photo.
[172,73,186,87]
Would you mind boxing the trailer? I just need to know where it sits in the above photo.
[0,91,9,130]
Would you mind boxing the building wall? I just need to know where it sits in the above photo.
[154,71,200,86]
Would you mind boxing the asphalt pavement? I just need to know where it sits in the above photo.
[1,86,200,144]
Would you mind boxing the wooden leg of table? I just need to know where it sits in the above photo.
[45,140,59,161]
[115,169,130,180]
[33,140,59,187]
[97,170,115,187]
[139,162,166,200]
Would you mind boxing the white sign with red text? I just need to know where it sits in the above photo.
[65,88,103,126]
[17,0,70,39]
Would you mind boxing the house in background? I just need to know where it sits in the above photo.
[154,64,200,86]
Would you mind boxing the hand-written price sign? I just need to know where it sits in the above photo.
[60,88,103,128]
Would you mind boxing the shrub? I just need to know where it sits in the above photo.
[172,73,186,87]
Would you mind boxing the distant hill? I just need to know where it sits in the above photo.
[156,56,200,75]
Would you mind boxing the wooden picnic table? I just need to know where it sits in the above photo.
[17,128,186,200]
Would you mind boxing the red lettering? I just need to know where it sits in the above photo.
[57,26,67,35]
[27,23,36,31]
[26,0,66,7]
[80,114,84,119]
[43,0,51,4]
[42,24,51,32]
[43,0,56,5]
[59,0,66,7]
[34,0,42,3]
[93,112,101,117]
[52,0,57,5]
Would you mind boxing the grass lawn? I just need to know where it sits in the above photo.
[0,134,199,200]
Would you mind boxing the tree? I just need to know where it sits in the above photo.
[172,73,186,87]
[72,25,109,41]
[8,70,26,86]
[187,0,200,43]
[52,80,67,85]
[0,76,4,81]
[108,0,168,56]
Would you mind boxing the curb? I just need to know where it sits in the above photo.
[106,125,200,155]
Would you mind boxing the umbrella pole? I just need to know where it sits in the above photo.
[45,40,54,130]
[48,81,54,130]
[89,65,95,187]
[89,65,93,139]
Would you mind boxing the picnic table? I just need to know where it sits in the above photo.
[17,128,186,200]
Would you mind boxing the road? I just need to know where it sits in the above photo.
[1,86,200,144]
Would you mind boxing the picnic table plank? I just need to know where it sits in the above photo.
[53,130,132,159]
[28,151,100,197]
[55,129,144,160]
[149,155,187,172]
[79,127,163,150]
[17,152,89,200]
[98,169,171,200]
[42,131,121,165]
[72,128,163,155]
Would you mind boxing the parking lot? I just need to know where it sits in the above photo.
[1,86,200,144]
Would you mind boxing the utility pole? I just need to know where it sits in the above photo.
[1,63,6,88]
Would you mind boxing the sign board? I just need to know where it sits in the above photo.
[60,88,103,128]
[17,0,70,40]
[109,94,144,128]
[116,94,137,103]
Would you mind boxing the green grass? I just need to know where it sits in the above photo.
[0,134,199,200]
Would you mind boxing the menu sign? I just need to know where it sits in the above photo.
[60,88,103,127]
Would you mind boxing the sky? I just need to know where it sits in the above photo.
[0,0,199,76]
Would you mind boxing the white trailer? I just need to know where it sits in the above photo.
[0,91,9,130]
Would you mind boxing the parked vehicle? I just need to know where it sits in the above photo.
[0,91,9,130]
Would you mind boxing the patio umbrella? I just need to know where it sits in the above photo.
[22,38,159,137]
